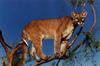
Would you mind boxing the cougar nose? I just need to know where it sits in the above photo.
[79,22,84,26]
[78,22,84,26]
[81,22,84,26]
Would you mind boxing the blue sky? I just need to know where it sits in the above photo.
[0,0,100,66]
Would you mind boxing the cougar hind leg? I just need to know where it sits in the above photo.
[31,37,49,61]
[30,46,41,61]
[22,31,41,61]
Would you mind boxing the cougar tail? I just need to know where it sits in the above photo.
[21,30,29,47]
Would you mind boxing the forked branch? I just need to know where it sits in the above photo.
[0,30,28,66]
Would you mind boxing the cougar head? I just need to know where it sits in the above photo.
[71,11,87,26]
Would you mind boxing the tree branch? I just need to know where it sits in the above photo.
[34,21,89,66]
[16,42,28,66]
[34,56,69,66]
[72,39,86,52]
[0,30,10,58]
[0,30,28,66]
[89,2,96,32]
[0,30,12,49]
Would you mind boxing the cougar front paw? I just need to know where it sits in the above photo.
[41,55,50,61]
[54,52,60,58]
[60,51,66,57]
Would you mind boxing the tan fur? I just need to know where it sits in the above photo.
[22,11,87,60]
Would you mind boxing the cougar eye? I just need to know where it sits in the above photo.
[82,18,84,21]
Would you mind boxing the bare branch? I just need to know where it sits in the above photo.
[89,2,96,32]
[34,56,69,66]
[0,30,12,49]
[0,30,28,66]
[16,43,28,66]
[0,30,10,58]
[72,39,86,52]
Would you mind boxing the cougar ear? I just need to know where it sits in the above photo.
[71,12,76,18]
[81,11,87,17]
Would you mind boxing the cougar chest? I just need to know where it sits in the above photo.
[62,24,74,38]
